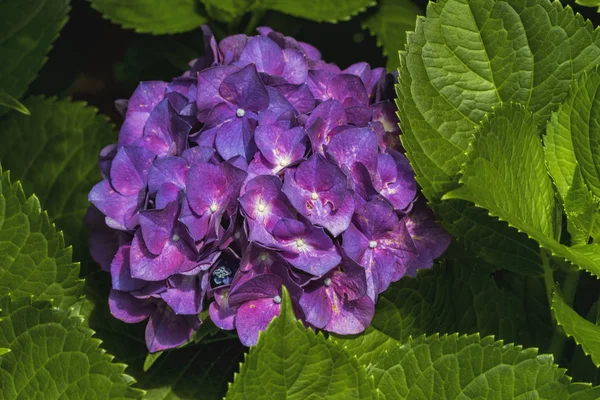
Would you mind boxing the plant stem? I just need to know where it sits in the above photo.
[548,267,580,362]
[245,8,266,35]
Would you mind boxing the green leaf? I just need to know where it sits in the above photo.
[552,289,600,367]
[90,0,207,34]
[445,104,557,240]
[362,0,422,71]
[575,0,600,12]
[0,296,143,399]
[444,104,600,277]
[358,333,580,399]
[201,0,254,21]
[563,168,599,245]
[0,348,10,356]
[0,90,30,115]
[0,0,70,107]
[256,0,375,22]
[0,163,82,309]
[226,287,376,400]
[396,0,600,202]
[364,260,553,351]
[0,97,116,263]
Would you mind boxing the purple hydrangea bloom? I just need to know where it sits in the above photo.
[87,25,451,352]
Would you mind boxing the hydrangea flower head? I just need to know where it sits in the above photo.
[87,25,451,352]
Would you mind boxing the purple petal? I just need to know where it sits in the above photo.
[375,151,417,211]
[220,64,269,112]
[237,36,285,76]
[273,83,315,114]
[327,127,378,172]
[111,244,146,292]
[110,146,155,196]
[196,65,239,120]
[372,100,400,133]
[130,230,198,281]
[300,42,321,60]
[178,198,210,242]
[88,179,144,231]
[266,86,297,118]
[98,144,118,179]
[328,74,368,105]
[255,125,307,168]
[85,205,126,271]
[218,34,248,64]
[162,274,206,315]
[118,81,167,146]
[235,297,280,346]
[109,289,155,323]
[299,285,330,329]
[145,304,196,352]
[209,289,237,330]
[181,146,216,166]
[215,117,257,161]
[147,156,188,196]
[305,99,346,152]
[138,201,179,255]
[307,69,335,101]
[282,49,308,84]
[229,274,282,306]
[324,293,374,335]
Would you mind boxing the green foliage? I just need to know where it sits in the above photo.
[201,0,255,21]
[226,287,377,400]
[0,90,30,116]
[396,0,600,202]
[256,0,375,22]
[0,163,82,309]
[0,296,143,399]
[0,97,116,263]
[0,0,70,111]
[553,289,600,367]
[89,0,207,34]
[362,0,422,71]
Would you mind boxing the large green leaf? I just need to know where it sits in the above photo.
[364,260,553,351]
[90,0,207,34]
[0,90,29,115]
[0,296,143,399]
[552,289,600,367]
[0,163,81,309]
[445,104,600,277]
[201,0,255,21]
[351,332,587,399]
[396,0,600,202]
[0,0,70,106]
[0,97,116,263]
[256,0,375,22]
[226,287,376,400]
[362,0,422,71]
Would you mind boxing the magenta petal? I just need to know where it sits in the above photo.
[130,230,197,281]
[235,298,281,346]
[305,99,346,151]
[299,285,330,329]
[308,190,355,237]
[228,274,282,306]
[327,127,378,172]
[161,274,205,315]
[109,289,155,323]
[88,179,143,231]
[282,48,308,84]
[215,117,257,161]
[209,295,237,330]
[110,146,155,196]
[145,305,196,352]
[255,124,307,167]
[376,151,417,211]
[238,36,285,75]
[111,244,146,292]
[220,64,269,112]
[118,81,167,146]
[324,293,374,335]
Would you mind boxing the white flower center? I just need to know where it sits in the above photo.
[279,158,290,167]
[295,238,306,248]
[257,202,266,213]
[311,192,319,200]
[369,240,378,249]
[273,295,282,304]
[234,231,241,239]
[210,203,218,213]
[324,278,331,287]
[236,108,246,118]
[172,234,180,242]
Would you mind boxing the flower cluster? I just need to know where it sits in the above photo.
[87,26,451,352]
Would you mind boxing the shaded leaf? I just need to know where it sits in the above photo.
[0,90,30,115]
[257,0,375,22]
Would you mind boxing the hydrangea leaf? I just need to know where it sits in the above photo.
[570,299,600,385]
[226,287,376,400]
[0,0,70,111]
[0,163,82,309]
[201,0,255,21]
[349,332,584,400]
[552,289,600,367]
[0,296,144,399]
[444,104,600,277]
[79,271,244,399]
[89,0,207,34]
[362,0,422,71]
[360,260,552,351]
[0,97,117,263]
[575,0,600,12]
[0,90,30,115]
[256,0,375,22]
[396,0,600,203]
